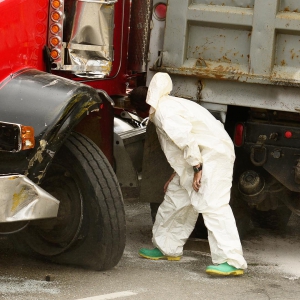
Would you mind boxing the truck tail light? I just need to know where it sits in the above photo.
[154,3,167,20]
[21,126,35,150]
[285,131,293,138]
[234,123,245,147]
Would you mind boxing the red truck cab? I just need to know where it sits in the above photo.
[0,0,137,270]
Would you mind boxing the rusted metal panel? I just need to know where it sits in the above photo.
[279,0,300,12]
[200,79,300,113]
[158,0,300,87]
[127,0,153,72]
[193,0,254,8]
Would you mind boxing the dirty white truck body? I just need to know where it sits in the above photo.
[141,0,300,233]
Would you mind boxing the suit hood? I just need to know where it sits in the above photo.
[146,72,173,115]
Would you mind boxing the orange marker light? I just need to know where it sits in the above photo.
[51,0,61,9]
[50,37,60,47]
[21,126,35,150]
[50,24,60,34]
[50,49,60,59]
[51,11,61,22]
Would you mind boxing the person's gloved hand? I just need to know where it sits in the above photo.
[193,170,202,192]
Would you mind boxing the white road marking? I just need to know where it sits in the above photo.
[76,291,138,300]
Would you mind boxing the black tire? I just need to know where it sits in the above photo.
[15,132,126,270]
[251,206,292,231]
[250,185,292,232]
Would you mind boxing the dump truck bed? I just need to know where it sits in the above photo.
[160,0,300,86]
[154,0,300,113]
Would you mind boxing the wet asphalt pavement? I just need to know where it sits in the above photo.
[0,200,300,300]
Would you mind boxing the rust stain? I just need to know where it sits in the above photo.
[284,6,290,12]
[281,60,286,66]
[222,56,231,63]
[12,187,28,212]
[175,61,246,81]
[26,139,48,175]
[291,48,295,59]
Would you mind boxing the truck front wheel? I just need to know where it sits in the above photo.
[19,132,126,270]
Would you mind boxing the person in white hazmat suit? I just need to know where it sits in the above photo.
[138,72,247,276]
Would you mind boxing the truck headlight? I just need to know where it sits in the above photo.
[0,122,35,152]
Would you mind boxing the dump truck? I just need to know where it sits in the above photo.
[140,0,300,236]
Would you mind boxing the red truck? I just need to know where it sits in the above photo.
[4,0,299,272]
[0,0,153,270]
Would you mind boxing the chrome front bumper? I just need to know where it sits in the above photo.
[0,175,59,223]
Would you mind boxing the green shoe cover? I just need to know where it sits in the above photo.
[206,262,244,276]
[138,247,180,261]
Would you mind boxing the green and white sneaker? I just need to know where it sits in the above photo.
[206,262,244,276]
[138,247,181,261]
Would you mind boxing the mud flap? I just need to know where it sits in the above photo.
[140,121,173,203]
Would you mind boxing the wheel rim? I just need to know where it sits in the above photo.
[25,163,83,256]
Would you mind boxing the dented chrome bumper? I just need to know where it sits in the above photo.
[0,175,59,223]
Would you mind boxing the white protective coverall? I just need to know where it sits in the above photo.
[147,72,247,269]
